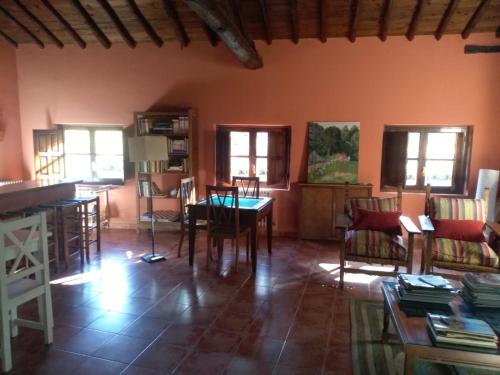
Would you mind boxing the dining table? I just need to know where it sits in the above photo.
[188,196,273,273]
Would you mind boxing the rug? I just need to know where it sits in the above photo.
[350,299,499,375]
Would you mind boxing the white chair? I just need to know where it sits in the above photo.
[0,212,54,372]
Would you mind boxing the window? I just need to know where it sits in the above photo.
[381,126,472,194]
[216,126,291,189]
[63,126,125,184]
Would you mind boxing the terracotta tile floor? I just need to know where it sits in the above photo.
[7,229,423,375]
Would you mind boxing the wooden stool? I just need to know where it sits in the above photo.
[60,196,101,262]
[41,200,84,269]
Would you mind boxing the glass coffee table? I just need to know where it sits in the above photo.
[381,281,500,375]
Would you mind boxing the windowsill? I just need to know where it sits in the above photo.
[76,179,125,186]
[381,186,467,197]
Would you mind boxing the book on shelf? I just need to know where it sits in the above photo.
[167,157,188,173]
[137,181,165,197]
[137,160,168,174]
[137,115,189,136]
[426,313,499,350]
[167,138,188,156]
[173,116,189,134]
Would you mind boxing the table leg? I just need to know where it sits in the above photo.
[382,299,390,342]
[266,208,272,254]
[251,219,257,273]
[188,207,196,266]
[96,198,101,253]
[404,347,417,375]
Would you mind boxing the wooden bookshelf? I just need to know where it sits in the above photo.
[134,109,197,231]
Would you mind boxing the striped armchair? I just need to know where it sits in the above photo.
[419,185,500,276]
[336,186,420,287]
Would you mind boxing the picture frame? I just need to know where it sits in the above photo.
[307,121,360,184]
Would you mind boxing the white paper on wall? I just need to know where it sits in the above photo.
[475,169,499,222]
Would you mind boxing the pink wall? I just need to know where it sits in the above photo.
[15,34,500,233]
[0,40,24,180]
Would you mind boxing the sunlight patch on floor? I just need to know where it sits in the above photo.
[50,259,128,287]
[318,263,340,272]
[334,272,379,285]
[50,272,95,286]
[332,265,394,285]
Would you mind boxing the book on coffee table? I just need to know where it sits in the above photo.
[427,313,499,350]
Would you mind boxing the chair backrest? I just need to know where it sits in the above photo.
[205,185,240,232]
[425,184,489,222]
[0,212,49,291]
[345,186,402,219]
[232,176,260,198]
[179,176,197,221]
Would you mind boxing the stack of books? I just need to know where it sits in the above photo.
[462,273,500,309]
[427,313,499,352]
[395,274,458,316]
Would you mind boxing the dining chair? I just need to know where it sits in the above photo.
[232,176,260,198]
[0,212,54,372]
[419,184,499,277]
[232,176,265,253]
[178,176,208,257]
[205,185,251,271]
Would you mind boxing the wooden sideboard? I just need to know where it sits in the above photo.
[298,183,373,240]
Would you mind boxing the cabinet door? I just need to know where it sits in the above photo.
[299,187,334,240]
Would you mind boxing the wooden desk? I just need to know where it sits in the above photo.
[188,197,273,273]
[0,180,79,213]
[381,281,500,375]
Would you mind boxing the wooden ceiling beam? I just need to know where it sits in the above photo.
[72,0,111,48]
[378,0,392,42]
[462,0,491,39]
[406,0,425,41]
[202,21,219,46]
[0,4,44,48]
[434,0,458,40]
[0,28,18,48]
[14,0,63,48]
[258,0,272,44]
[319,0,327,43]
[125,0,162,47]
[347,0,360,43]
[465,44,500,53]
[42,0,86,48]
[230,0,248,40]
[163,0,190,47]
[97,0,136,48]
[290,0,299,44]
[183,0,263,69]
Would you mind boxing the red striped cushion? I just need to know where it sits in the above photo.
[430,197,486,222]
[432,238,499,268]
[345,197,398,219]
[345,230,407,261]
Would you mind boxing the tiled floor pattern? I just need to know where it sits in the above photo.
[7,229,417,375]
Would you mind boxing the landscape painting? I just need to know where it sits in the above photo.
[307,121,360,184]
